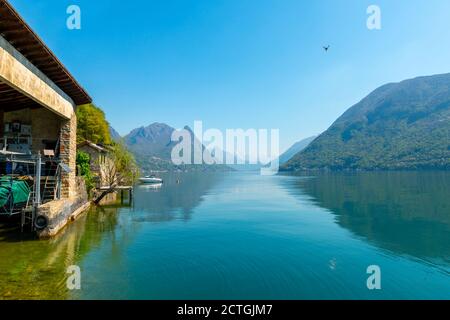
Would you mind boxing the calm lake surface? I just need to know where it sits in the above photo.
[1,171,449,299]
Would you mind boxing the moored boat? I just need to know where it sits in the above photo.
[138,176,163,184]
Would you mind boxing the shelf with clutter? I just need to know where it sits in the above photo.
[1,121,32,155]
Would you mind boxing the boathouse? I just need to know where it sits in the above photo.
[0,0,91,236]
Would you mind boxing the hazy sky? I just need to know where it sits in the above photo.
[9,0,450,152]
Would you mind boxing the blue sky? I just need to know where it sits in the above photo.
[9,0,450,152]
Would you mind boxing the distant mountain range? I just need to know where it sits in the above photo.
[109,126,121,142]
[124,123,178,161]
[278,136,317,165]
[260,136,316,170]
[283,73,450,171]
[117,123,231,173]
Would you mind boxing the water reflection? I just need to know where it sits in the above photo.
[132,173,222,223]
[2,171,449,300]
[287,172,450,265]
[0,173,222,299]
[0,206,121,299]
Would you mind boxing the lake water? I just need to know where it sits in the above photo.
[0,171,449,299]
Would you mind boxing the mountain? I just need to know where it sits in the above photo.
[125,123,177,160]
[124,123,231,173]
[109,126,122,141]
[284,73,450,171]
[278,136,317,165]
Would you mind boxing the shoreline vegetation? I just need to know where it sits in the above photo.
[282,74,450,172]
[76,103,138,204]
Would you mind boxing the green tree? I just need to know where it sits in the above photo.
[76,104,112,145]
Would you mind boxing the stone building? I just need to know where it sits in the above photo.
[77,140,114,188]
[0,0,92,236]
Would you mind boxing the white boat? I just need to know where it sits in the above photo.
[139,176,163,184]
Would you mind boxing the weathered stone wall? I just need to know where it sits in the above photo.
[60,112,77,198]
[37,176,89,238]
[3,107,61,153]
[78,145,102,173]
[77,145,114,188]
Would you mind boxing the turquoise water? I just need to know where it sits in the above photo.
[1,172,449,299]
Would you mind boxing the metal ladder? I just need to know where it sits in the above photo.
[41,160,60,202]
[21,191,35,233]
